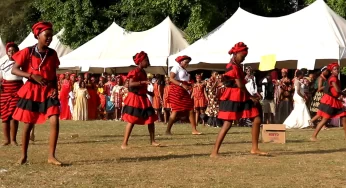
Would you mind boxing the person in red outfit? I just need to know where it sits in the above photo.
[192,73,208,126]
[211,42,267,157]
[121,51,160,149]
[86,76,99,120]
[59,72,72,120]
[0,42,22,146]
[11,22,62,165]
[311,62,346,141]
[165,55,201,135]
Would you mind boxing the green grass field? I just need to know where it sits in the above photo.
[1,121,346,188]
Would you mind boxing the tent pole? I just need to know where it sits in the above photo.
[338,58,341,127]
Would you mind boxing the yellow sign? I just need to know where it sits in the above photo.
[259,54,276,71]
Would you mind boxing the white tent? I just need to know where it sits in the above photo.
[18,30,72,57]
[0,37,5,58]
[168,0,346,70]
[60,17,189,74]
[0,30,72,65]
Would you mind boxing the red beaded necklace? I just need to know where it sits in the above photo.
[30,44,48,72]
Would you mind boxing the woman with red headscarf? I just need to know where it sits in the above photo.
[10,21,62,165]
[121,51,160,149]
[59,72,72,120]
[85,74,99,120]
[0,42,22,146]
[165,55,201,135]
[211,42,267,157]
[192,73,208,126]
[311,63,346,141]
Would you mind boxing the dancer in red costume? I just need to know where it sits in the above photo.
[59,72,72,120]
[165,55,201,135]
[311,63,346,141]
[192,74,208,126]
[211,42,267,157]
[11,22,62,165]
[0,42,22,146]
[121,51,160,149]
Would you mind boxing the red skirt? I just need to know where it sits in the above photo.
[12,80,60,124]
[317,94,346,119]
[152,95,161,109]
[0,80,23,122]
[218,87,259,121]
[122,92,158,125]
[168,84,193,112]
[87,88,99,120]
[194,97,207,110]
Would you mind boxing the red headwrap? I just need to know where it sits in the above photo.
[32,22,53,39]
[6,42,19,52]
[228,42,248,55]
[59,74,64,80]
[100,77,104,81]
[327,62,339,71]
[281,68,288,73]
[175,55,191,64]
[84,72,89,78]
[133,51,148,65]
[65,72,70,75]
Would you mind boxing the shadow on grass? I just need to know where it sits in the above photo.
[281,148,346,155]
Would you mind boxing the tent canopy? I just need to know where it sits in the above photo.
[168,0,346,70]
[18,30,72,57]
[59,17,189,74]
[0,30,72,65]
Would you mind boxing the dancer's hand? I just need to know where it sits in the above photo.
[50,89,58,99]
[31,74,46,86]
[250,96,259,103]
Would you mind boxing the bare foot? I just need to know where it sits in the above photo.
[165,131,172,135]
[121,145,128,149]
[48,157,62,166]
[310,137,318,142]
[16,157,27,165]
[192,131,202,135]
[151,142,161,147]
[250,149,269,156]
[30,135,35,142]
[1,142,10,146]
[210,153,220,158]
[11,141,18,146]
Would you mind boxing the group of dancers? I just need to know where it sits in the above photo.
[1,21,346,166]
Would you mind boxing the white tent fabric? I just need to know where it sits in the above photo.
[18,30,72,57]
[0,30,72,65]
[168,0,346,70]
[0,37,5,58]
[59,17,189,74]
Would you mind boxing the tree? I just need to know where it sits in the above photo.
[0,0,40,44]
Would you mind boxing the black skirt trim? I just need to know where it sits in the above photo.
[219,100,254,112]
[123,105,155,119]
[16,97,60,113]
[318,103,345,116]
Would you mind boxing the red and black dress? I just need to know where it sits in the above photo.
[122,67,157,125]
[0,60,23,122]
[12,46,60,124]
[317,75,346,118]
[218,62,259,120]
[192,84,207,110]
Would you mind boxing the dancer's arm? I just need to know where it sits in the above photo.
[317,77,324,92]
